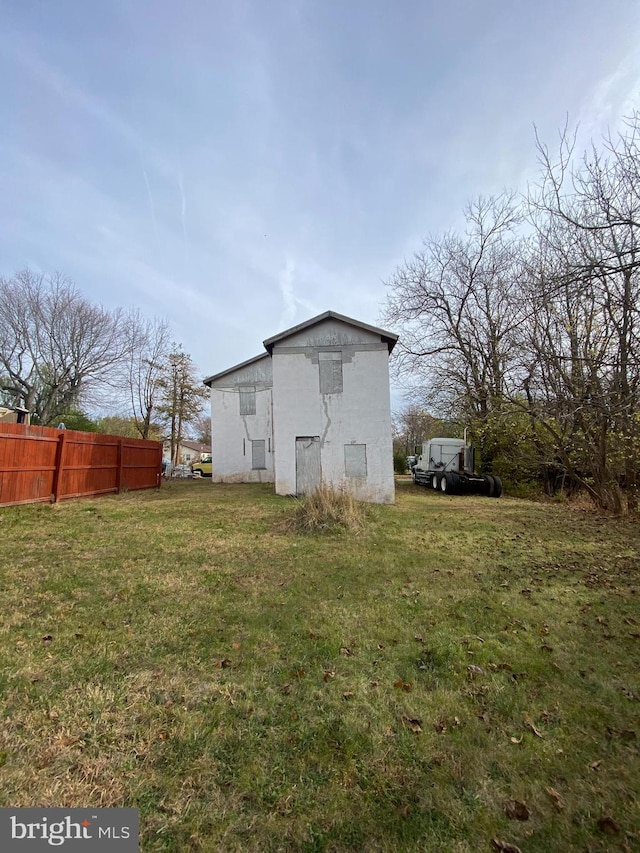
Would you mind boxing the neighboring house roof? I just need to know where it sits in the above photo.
[163,439,210,454]
[203,352,271,387]
[263,310,398,355]
[0,405,30,424]
[183,440,210,453]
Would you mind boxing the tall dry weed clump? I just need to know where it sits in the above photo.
[288,485,367,533]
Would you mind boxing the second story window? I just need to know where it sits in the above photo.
[319,352,343,394]
[239,386,256,415]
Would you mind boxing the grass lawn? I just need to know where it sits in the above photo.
[0,479,638,852]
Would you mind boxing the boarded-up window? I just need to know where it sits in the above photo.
[344,444,367,478]
[239,386,256,415]
[319,352,343,394]
[252,439,266,469]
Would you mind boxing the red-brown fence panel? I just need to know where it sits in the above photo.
[0,424,163,507]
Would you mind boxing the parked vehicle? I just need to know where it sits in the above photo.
[172,464,192,478]
[191,455,212,477]
[412,438,502,497]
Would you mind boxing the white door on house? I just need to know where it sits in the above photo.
[295,436,321,495]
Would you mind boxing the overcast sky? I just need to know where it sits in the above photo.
[2,0,639,398]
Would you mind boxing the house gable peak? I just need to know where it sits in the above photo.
[263,310,398,355]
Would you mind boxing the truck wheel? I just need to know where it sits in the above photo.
[440,473,453,493]
[484,475,495,496]
[432,474,440,490]
[491,475,503,497]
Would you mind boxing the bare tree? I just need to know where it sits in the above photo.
[0,270,129,425]
[382,193,528,456]
[526,116,640,512]
[393,405,449,456]
[192,413,212,447]
[123,312,171,439]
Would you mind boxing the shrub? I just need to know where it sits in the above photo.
[393,449,408,474]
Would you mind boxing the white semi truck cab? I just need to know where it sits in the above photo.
[412,437,502,497]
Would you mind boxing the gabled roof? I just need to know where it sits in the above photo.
[203,352,271,387]
[204,312,398,386]
[263,310,398,354]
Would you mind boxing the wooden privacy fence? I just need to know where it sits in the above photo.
[0,423,163,507]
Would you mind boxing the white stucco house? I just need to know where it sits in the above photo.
[203,311,398,503]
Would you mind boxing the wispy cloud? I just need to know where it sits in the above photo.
[142,169,160,251]
[278,256,297,329]
[177,165,189,269]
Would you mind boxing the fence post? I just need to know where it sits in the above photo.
[116,437,124,493]
[52,431,67,502]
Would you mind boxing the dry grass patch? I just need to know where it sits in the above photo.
[286,485,368,533]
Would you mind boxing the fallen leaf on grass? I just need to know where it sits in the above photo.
[281,683,292,695]
[524,719,544,738]
[215,658,232,668]
[41,635,53,643]
[492,839,522,853]
[505,799,530,821]
[510,736,523,744]
[340,647,352,656]
[597,816,620,835]
[342,691,354,700]
[400,715,423,734]
[545,787,565,810]
[589,760,602,770]
[467,664,485,679]
[394,679,412,692]
[323,670,335,682]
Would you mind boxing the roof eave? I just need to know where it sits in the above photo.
[263,310,398,354]
[203,352,271,386]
